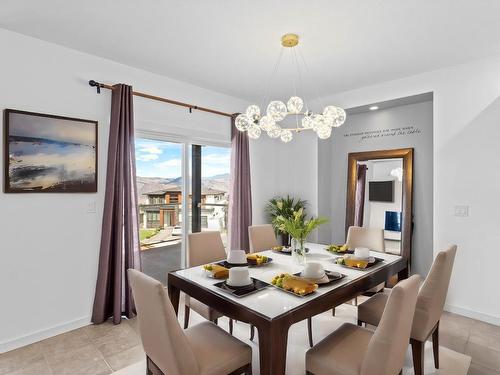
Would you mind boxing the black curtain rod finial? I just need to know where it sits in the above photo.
[89,80,101,94]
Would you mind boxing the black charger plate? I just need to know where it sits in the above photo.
[214,278,269,297]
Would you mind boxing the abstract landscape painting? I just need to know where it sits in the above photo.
[4,109,97,193]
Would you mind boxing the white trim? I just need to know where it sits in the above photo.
[136,129,231,148]
[445,304,500,326]
[0,316,90,353]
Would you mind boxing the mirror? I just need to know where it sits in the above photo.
[346,149,413,268]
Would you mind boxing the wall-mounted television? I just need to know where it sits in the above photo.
[369,180,394,202]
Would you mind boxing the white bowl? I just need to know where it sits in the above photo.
[227,250,247,264]
[354,247,370,259]
[301,262,325,279]
[226,267,252,287]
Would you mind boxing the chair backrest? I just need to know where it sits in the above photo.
[346,226,385,252]
[361,275,420,375]
[412,245,457,340]
[127,269,199,375]
[187,231,227,267]
[248,224,279,253]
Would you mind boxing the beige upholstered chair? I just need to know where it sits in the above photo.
[346,226,386,252]
[358,245,457,375]
[346,226,386,295]
[248,224,279,253]
[306,275,420,375]
[185,231,232,333]
[128,269,252,375]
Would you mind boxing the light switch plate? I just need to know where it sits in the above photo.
[87,201,97,213]
[454,205,469,217]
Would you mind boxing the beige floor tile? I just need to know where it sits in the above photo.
[466,332,500,370]
[123,318,140,335]
[471,320,500,340]
[91,324,141,358]
[8,359,52,375]
[45,344,111,375]
[0,343,44,375]
[82,320,122,340]
[468,363,500,375]
[39,328,91,356]
[104,345,145,371]
[442,311,477,330]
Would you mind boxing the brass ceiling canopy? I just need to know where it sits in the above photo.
[281,33,299,47]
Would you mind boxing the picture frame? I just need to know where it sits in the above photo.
[4,109,98,193]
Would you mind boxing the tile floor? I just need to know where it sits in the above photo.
[1,305,498,375]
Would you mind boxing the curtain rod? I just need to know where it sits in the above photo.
[88,80,233,118]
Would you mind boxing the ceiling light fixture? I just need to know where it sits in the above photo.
[369,106,379,111]
[235,33,346,142]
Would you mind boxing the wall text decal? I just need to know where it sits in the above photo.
[343,125,422,141]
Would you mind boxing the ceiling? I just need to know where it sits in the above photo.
[2,0,500,103]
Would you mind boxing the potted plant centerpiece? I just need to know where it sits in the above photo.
[277,208,328,265]
[266,196,307,246]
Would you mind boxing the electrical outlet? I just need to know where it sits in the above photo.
[454,205,469,217]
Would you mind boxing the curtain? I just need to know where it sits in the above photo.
[229,114,252,252]
[354,164,368,227]
[92,84,141,325]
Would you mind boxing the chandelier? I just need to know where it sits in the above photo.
[235,33,346,143]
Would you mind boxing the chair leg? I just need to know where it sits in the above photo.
[332,307,335,316]
[308,317,314,348]
[213,318,218,325]
[410,338,424,375]
[183,305,190,329]
[250,324,255,341]
[354,297,358,306]
[245,363,252,375]
[432,321,440,369]
[398,370,403,375]
[229,318,234,335]
[357,319,363,327]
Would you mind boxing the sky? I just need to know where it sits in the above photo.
[135,138,230,178]
[10,112,96,145]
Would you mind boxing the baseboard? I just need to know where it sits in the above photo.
[0,316,91,353]
[445,304,500,326]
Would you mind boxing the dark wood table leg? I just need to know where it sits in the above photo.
[167,281,181,315]
[257,321,290,375]
[398,266,409,281]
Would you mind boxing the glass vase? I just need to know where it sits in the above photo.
[292,238,307,266]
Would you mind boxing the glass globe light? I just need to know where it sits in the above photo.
[287,96,303,114]
[267,125,282,139]
[235,114,251,132]
[247,125,261,139]
[311,114,327,132]
[316,125,332,139]
[259,115,275,132]
[280,129,293,143]
[246,105,261,121]
[267,100,288,121]
[323,106,346,127]
[302,115,314,129]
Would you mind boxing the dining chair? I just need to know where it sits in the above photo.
[357,245,457,375]
[346,226,386,296]
[186,231,233,334]
[247,224,314,347]
[248,224,279,253]
[306,275,420,375]
[128,269,253,375]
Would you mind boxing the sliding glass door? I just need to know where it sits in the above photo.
[135,135,230,283]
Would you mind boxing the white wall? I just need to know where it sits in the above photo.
[316,55,500,325]
[249,130,319,240]
[0,29,247,352]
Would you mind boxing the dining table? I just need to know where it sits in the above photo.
[167,242,408,375]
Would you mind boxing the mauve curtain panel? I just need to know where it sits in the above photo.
[92,84,141,325]
[229,114,252,252]
[354,163,368,227]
